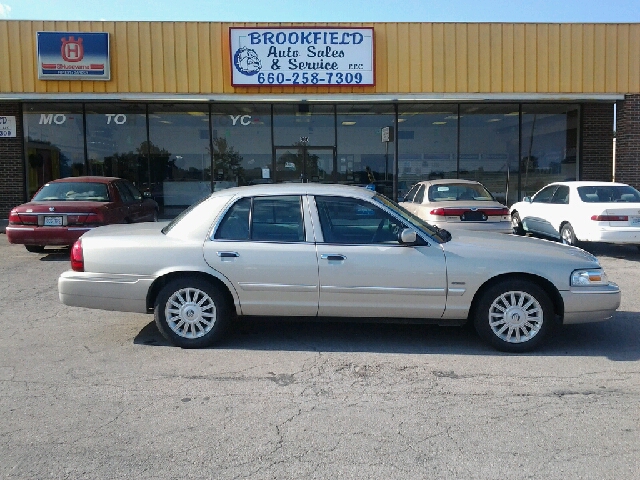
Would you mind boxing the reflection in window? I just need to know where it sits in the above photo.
[252,196,304,242]
[337,104,395,196]
[521,105,579,199]
[397,104,457,200]
[85,103,147,190]
[211,104,272,187]
[148,104,211,216]
[273,104,335,148]
[460,104,519,205]
[23,103,85,197]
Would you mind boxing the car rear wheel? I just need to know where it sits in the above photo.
[24,245,45,253]
[511,212,525,235]
[154,277,230,348]
[560,223,580,247]
[474,280,556,352]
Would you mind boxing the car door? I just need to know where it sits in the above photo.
[203,195,319,316]
[521,185,559,236]
[546,185,571,236]
[122,180,153,222]
[313,195,447,319]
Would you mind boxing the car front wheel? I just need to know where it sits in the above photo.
[154,277,230,348]
[560,223,580,247]
[474,280,556,352]
[511,212,525,235]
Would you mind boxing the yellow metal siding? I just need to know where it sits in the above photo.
[1,21,640,95]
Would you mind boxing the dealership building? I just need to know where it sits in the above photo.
[1,21,639,218]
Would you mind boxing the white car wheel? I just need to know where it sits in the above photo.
[560,223,579,247]
[511,212,525,235]
[474,280,556,352]
[154,278,229,348]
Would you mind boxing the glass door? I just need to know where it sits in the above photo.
[274,146,335,183]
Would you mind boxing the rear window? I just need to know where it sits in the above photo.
[577,185,640,203]
[33,182,110,202]
[428,183,494,202]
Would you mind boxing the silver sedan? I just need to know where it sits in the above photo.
[58,183,620,352]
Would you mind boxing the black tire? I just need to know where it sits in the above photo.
[560,223,581,247]
[154,277,230,348]
[474,279,556,353]
[25,245,45,253]
[511,212,525,235]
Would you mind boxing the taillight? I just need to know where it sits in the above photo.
[591,215,628,221]
[430,208,446,216]
[70,240,84,272]
[430,207,509,217]
[8,211,20,224]
[85,212,105,224]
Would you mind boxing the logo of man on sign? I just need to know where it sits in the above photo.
[61,36,84,62]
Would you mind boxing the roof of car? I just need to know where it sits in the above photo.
[415,179,485,186]
[50,176,120,184]
[550,181,631,187]
[209,182,377,199]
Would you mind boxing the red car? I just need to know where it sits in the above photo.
[7,176,158,252]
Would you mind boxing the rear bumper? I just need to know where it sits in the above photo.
[580,227,640,243]
[6,225,92,246]
[58,270,154,314]
[561,282,621,324]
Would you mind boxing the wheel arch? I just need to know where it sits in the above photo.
[468,272,564,322]
[146,270,239,316]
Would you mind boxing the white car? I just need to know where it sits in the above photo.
[399,179,511,233]
[58,183,620,353]
[510,181,640,248]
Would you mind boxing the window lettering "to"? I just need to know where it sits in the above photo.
[38,114,128,125]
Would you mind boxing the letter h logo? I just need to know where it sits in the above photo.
[61,36,84,62]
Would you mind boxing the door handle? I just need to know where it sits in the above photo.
[217,251,239,258]
[320,254,346,261]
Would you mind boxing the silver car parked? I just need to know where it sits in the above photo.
[59,184,620,352]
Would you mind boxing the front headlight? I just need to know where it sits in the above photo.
[571,268,609,286]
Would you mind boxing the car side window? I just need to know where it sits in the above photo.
[123,180,143,201]
[551,185,570,204]
[114,181,135,204]
[215,198,250,240]
[215,196,304,242]
[532,186,557,203]
[315,196,406,245]
[413,185,425,204]
[403,184,419,202]
[251,196,304,242]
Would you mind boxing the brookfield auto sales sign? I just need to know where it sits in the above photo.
[230,27,374,86]
[37,32,110,80]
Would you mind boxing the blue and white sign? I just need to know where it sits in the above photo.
[230,27,374,86]
[37,31,110,80]
[0,116,16,138]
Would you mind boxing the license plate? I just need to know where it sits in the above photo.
[461,211,487,222]
[630,216,640,226]
[43,216,63,226]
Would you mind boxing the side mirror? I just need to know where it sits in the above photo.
[523,196,532,203]
[398,228,418,245]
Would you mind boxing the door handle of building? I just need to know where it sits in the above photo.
[217,251,239,258]
[320,254,346,261]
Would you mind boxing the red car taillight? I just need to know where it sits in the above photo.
[430,207,509,217]
[84,212,105,225]
[8,211,21,224]
[9,211,37,225]
[70,240,84,272]
[591,215,628,221]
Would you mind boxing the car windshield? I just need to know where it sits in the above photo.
[373,194,451,243]
[577,185,640,203]
[32,182,110,202]
[428,183,494,202]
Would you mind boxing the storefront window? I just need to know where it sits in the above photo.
[23,103,85,198]
[211,104,272,186]
[520,104,579,199]
[397,104,458,199]
[337,104,395,196]
[459,104,520,205]
[148,104,211,216]
[85,103,148,189]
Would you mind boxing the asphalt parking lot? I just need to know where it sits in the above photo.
[0,234,639,479]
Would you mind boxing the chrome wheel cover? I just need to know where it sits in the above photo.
[511,215,520,228]
[488,291,543,343]
[561,227,573,245]
[165,287,217,339]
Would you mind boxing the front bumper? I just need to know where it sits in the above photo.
[58,270,155,314]
[7,225,92,246]
[561,282,621,324]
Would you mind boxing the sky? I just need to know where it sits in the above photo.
[0,0,639,23]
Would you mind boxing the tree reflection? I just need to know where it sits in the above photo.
[211,137,244,185]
